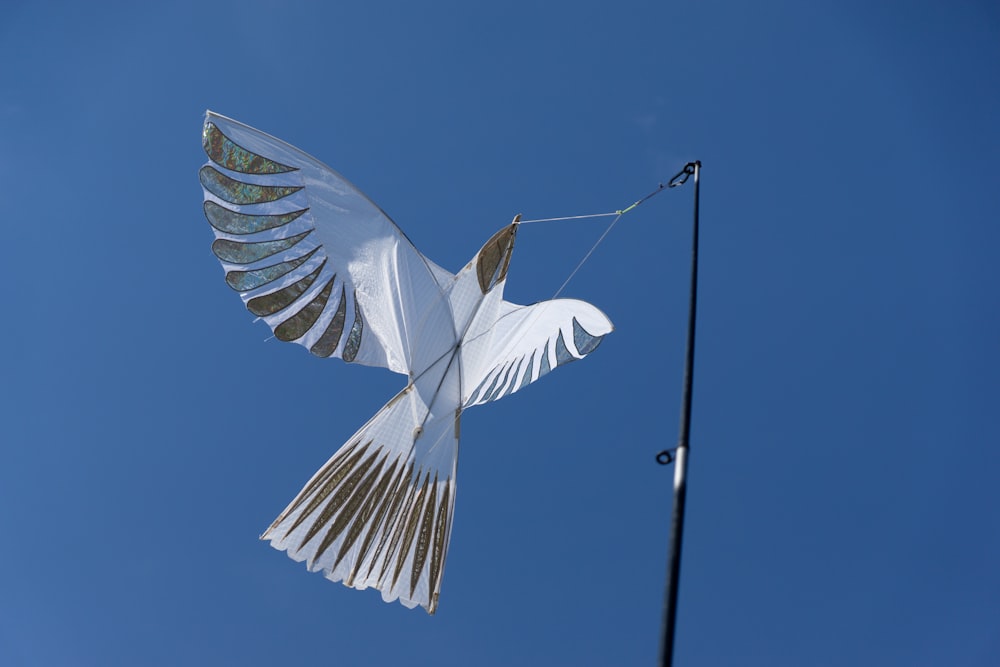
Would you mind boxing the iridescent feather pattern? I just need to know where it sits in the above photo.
[198,111,613,614]
[199,165,302,205]
[204,201,308,235]
[199,116,381,365]
[203,121,297,174]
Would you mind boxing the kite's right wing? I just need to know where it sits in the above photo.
[461,298,613,407]
[199,112,457,376]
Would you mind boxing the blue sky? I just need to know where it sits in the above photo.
[2,1,998,665]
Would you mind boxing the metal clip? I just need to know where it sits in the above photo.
[668,162,697,189]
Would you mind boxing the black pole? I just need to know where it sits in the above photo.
[658,160,700,667]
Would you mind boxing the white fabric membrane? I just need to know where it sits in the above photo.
[199,111,613,613]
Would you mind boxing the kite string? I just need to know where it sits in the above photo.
[521,163,697,297]
[550,212,623,299]
[517,212,619,224]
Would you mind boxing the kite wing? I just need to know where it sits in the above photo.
[461,298,613,407]
[199,111,456,375]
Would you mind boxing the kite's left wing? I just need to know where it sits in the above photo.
[199,112,456,376]
[461,298,613,407]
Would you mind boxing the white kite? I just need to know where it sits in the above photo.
[199,112,613,613]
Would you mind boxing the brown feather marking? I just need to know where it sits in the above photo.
[376,469,421,584]
[392,471,431,589]
[339,457,401,577]
[266,440,362,536]
[313,454,387,563]
[428,477,451,612]
[299,444,380,555]
[368,462,415,579]
[410,472,439,597]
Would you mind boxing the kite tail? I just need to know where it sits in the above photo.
[261,386,460,614]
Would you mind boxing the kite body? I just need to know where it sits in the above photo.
[199,112,612,613]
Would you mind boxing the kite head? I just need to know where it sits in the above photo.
[475,215,520,293]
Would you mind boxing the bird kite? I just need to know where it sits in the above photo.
[198,111,613,613]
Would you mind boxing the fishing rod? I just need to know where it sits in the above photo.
[656,160,701,667]
[521,161,704,665]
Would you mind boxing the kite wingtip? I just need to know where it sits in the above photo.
[204,109,229,125]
